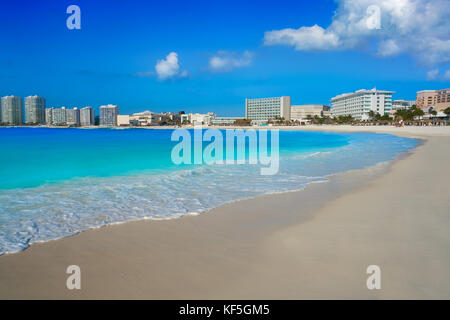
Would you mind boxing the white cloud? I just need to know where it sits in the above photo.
[264,0,450,66]
[377,39,401,57]
[155,52,188,80]
[264,25,339,51]
[427,69,439,80]
[209,50,254,72]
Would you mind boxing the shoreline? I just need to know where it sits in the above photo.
[0,128,418,257]
[0,127,449,298]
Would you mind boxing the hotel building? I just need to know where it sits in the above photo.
[1,95,23,125]
[245,96,291,121]
[211,116,245,125]
[66,108,80,126]
[80,106,95,126]
[416,89,450,112]
[180,112,216,125]
[117,115,130,126]
[331,88,394,120]
[50,107,67,125]
[392,99,415,111]
[45,108,53,124]
[290,105,331,120]
[99,104,119,126]
[24,95,46,124]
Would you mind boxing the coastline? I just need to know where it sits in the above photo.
[0,127,449,299]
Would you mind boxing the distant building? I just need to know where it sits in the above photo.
[160,112,181,122]
[245,96,291,121]
[66,108,80,126]
[45,108,53,125]
[180,112,216,125]
[51,107,67,125]
[290,105,331,120]
[100,104,119,126]
[416,89,450,112]
[25,95,46,124]
[331,88,394,120]
[392,99,415,111]
[211,116,245,125]
[80,107,95,126]
[1,95,23,125]
[129,111,158,126]
[117,115,130,126]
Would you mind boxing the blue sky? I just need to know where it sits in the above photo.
[1,0,449,116]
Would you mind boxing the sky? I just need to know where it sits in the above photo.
[0,0,449,116]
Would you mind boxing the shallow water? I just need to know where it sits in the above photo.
[0,127,419,254]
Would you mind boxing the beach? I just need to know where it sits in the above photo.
[0,125,449,299]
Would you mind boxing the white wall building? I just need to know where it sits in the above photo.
[211,116,244,125]
[290,105,331,120]
[25,95,46,124]
[66,107,80,126]
[49,107,67,125]
[117,115,130,126]
[180,112,216,125]
[245,96,291,121]
[80,106,95,126]
[331,88,394,120]
[100,104,119,126]
[392,99,415,111]
[1,95,23,125]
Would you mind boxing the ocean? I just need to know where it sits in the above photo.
[0,127,419,254]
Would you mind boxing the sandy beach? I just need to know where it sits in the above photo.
[0,125,449,299]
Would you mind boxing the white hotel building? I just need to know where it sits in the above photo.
[331,88,394,120]
[245,96,291,122]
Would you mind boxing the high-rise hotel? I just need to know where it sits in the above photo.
[331,88,393,120]
[100,104,119,126]
[66,108,80,126]
[1,95,23,125]
[416,89,450,112]
[245,96,291,121]
[25,95,46,124]
[80,106,95,126]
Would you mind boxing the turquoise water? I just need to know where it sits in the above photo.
[0,127,419,254]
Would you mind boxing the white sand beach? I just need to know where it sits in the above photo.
[0,126,449,299]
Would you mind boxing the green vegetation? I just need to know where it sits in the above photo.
[395,106,424,121]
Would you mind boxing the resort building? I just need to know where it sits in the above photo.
[45,108,53,125]
[392,99,415,111]
[416,89,450,112]
[24,95,46,124]
[180,112,216,125]
[49,107,67,125]
[80,107,95,126]
[117,115,130,126]
[290,105,331,120]
[211,116,245,125]
[160,112,181,122]
[1,95,23,125]
[128,111,163,126]
[66,108,80,126]
[331,88,394,120]
[245,96,291,121]
[100,104,119,126]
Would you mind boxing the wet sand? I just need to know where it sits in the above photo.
[0,126,449,299]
